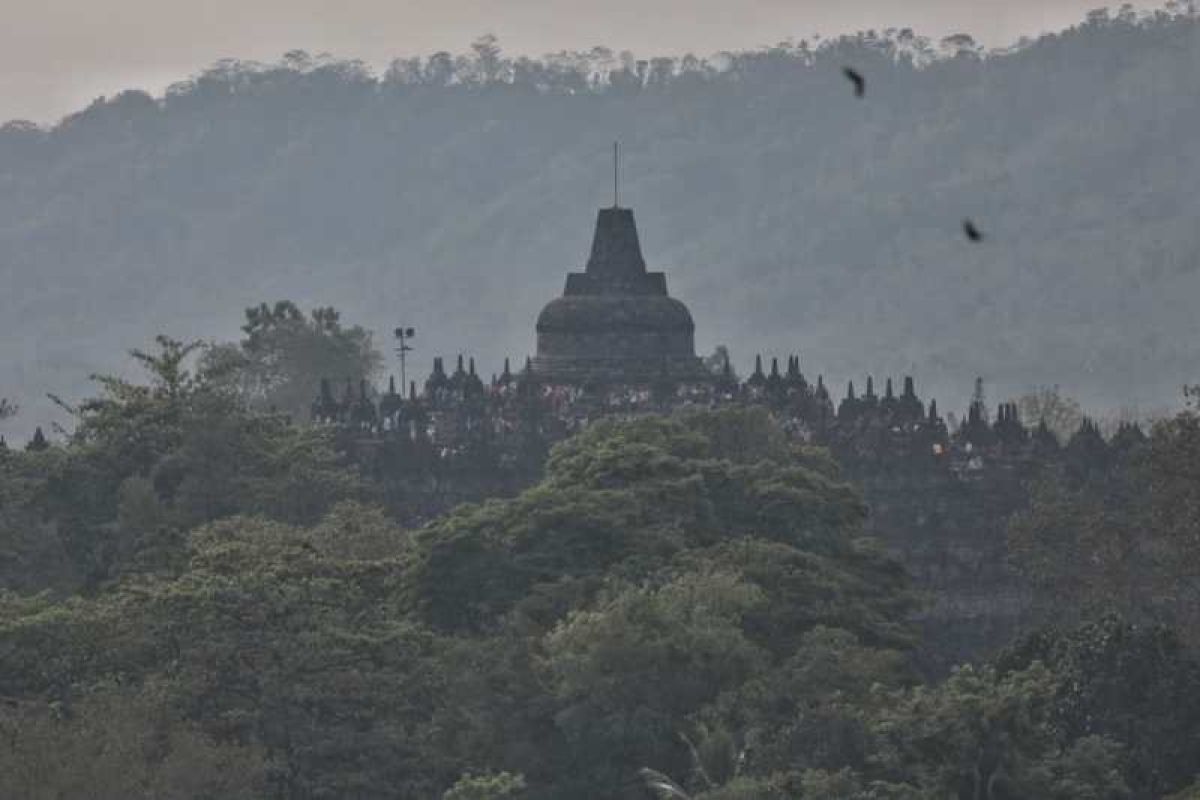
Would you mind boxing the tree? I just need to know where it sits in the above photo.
[406,409,880,635]
[425,51,457,86]
[1141,411,1200,629]
[543,571,767,791]
[870,664,1130,799]
[5,404,1198,798]
[0,505,446,798]
[702,346,737,379]
[0,684,269,800]
[997,616,1200,798]
[939,33,984,58]
[403,410,915,797]
[1017,387,1085,444]
[28,335,362,585]
[706,625,913,777]
[1008,408,1200,636]
[1006,469,1143,621]
[444,772,526,800]
[204,301,380,421]
[469,35,507,85]
[0,445,82,593]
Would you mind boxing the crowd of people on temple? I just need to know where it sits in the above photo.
[309,353,1149,479]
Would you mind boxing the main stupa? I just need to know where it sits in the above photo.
[530,205,709,384]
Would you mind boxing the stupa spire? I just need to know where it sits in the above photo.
[613,141,620,209]
[585,207,648,279]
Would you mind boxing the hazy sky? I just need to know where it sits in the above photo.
[0,0,1159,124]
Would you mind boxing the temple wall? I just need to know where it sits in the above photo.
[845,461,1035,672]
[536,328,695,360]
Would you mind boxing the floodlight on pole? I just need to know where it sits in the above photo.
[393,326,416,393]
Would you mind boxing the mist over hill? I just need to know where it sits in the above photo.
[3,6,1199,438]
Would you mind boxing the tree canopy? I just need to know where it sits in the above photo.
[0,334,362,591]
[3,397,1196,797]
[203,301,381,419]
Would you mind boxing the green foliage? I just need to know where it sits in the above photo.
[870,663,1056,797]
[443,772,527,800]
[711,625,913,777]
[1167,782,1200,800]
[1007,408,1200,637]
[543,571,767,789]
[694,775,792,800]
[204,301,381,419]
[0,409,920,798]
[3,405,1199,797]
[407,409,875,635]
[0,683,269,800]
[1016,387,1083,444]
[997,616,1200,797]
[1046,737,1132,800]
[545,571,767,717]
[0,335,364,588]
[398,409,918,797]
[869,663,1132,799]
[1,504,444,798]
[0,444,83,592]
[1007,468,1141,620]
[1143,412,1200,598]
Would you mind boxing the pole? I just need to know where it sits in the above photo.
[613,141,619,208]
[394,327,415,396]
[400,335,407,391]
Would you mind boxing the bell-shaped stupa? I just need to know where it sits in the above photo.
[531,204,709,384]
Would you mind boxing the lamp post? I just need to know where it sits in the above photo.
[394,327,415,393]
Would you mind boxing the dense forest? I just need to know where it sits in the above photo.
[3,314,1200,798]
[4,6,1200,437]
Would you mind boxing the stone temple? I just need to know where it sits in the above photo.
[530,205,710,384]
[295,192,1147,677]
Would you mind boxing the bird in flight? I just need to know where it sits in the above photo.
[842,66,865,98]
[963,218,984,242]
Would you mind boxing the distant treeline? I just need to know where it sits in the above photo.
[3,5,1190,114]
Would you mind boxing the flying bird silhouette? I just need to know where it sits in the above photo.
[842,66,865,98]
[963,218,984,242]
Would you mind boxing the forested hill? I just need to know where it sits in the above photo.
[4,6,1200,435]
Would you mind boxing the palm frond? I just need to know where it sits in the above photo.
[637,767,691,800]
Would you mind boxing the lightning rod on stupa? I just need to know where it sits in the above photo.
[613,140,620,208]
